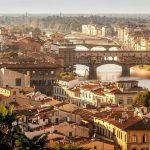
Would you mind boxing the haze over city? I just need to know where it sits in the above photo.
[0,0,150,150]
[0,0,150,14]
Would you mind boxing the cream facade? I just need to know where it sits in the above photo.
[82,24,102,37]
[0,68,30,88]
[117,26,150,51]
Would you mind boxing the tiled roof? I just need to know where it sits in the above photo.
[125,117,150,130]
[73,108,94,123]
[93,88,104,95]
[93,109,149,130]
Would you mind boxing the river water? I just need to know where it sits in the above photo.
[75,64,150,89]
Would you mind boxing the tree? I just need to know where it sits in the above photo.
[0,105,20,150]
[15,133,50,150]
[54,142,90,150]
[64,144,90,150]
[59,72,76,79]
[0,105,50,150]
[133,90,150,108]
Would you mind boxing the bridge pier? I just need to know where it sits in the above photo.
[89,64,97,80]
[122,65,130,76]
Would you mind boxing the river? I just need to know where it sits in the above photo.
[74,64,150,89]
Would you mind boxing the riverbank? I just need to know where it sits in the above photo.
[131,67,150,78]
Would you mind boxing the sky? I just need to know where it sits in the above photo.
[0,0,150,14]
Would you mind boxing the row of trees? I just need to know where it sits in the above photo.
[59,72,76,79]
[0,105,89,150]
[133,90,150,108]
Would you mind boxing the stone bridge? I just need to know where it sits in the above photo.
[59,45,150,79]
[69,43,121,51]
[61,42,121,51]
[75,51,150,79]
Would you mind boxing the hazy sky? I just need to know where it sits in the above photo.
[0,0,150,14]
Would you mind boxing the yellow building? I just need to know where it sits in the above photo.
[140,38,150,51]
[94,111,150,150]
[0,87,10,97]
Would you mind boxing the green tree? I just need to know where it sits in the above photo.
[64,144,90,150]
[133,90,150,108]
[15,133,50,150]
[0,105,20,150]
[54,142,90,150]
[54,142,64,150]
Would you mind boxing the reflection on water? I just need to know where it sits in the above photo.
[75,64,150,89]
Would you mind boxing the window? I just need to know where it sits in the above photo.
[127,97,132,104]
[32,71,36,75]
[96,126,99,134]
[132,135,137,143]
[89,93,91,98]
[69,132,72,137]
[125,135,127,142]
[119,99,123,104]
[16,78,21,86]
[50,71,54,75]
[13,98,16,102]
[142,134,147,143]
[121,132,122,140]
[27,71,30,75]
[13,91,16,95]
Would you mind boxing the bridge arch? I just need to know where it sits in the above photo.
[75,45,89,51]
[109,47,119,51]
[74,64,89,77]
[91,46,107,51]
[96,64,122,80]
[97,64,122,70]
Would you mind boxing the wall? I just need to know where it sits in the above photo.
[55,122,89,138]
[82,140,114,150]
[127,130,150,150]
[94,117,128,150]
[0,68,30,87]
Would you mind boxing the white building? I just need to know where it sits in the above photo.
[53,77,83,101]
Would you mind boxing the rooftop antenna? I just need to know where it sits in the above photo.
[25,12,28,27]
[60,12,62,17]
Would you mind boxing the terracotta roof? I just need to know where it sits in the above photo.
[69,87,80,94]
[44,99,62,106]
[54,102,68,108]
[0,94,10,100]
[81,84,100,91]
[93,110,149,130]
[15,108,38,116]
[125,117,150,131]
[93,88,104,95]
[73,108,94,123]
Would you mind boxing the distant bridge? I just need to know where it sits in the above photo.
[62,43,121,51]
[59,45,150,79]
